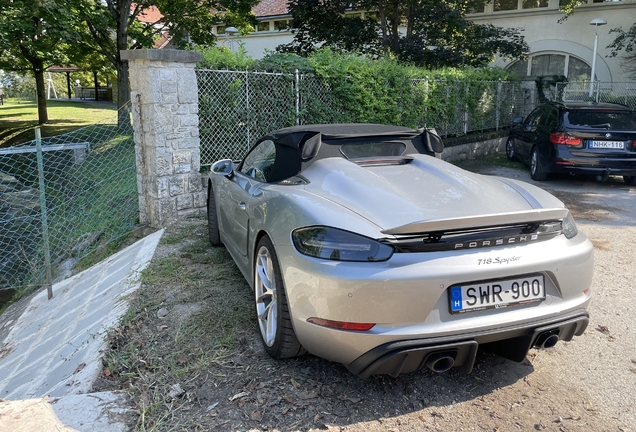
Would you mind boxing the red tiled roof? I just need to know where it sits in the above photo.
[137,5,163,24]
[252,0,290,18]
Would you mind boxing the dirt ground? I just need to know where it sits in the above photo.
[94,159,634,432]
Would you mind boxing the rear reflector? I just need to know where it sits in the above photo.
[307,317,375,331]
[550,132,581,146]
[583,287,591,295]
[556,161,574,165]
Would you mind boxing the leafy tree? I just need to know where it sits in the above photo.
[73,0,259,110]
[278,0,528,68]
[0,0,77,124]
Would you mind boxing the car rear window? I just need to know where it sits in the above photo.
[565,110,636,130]
[339,141,407,159]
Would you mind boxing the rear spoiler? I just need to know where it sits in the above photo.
[381,208,568,235]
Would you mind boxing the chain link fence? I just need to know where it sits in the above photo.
[0,104,137,292]
[555,81,636,108]
[197,69,531,166]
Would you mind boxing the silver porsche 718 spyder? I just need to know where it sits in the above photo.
[205,124,593,378]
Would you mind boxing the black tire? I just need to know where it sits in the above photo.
[506,137,517,161]
[207,182,221,247]
[623,176,636,186]
[530,147,548,181]
[254,236,306,359]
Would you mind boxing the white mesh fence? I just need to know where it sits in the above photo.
[556,81,636,108]
[0,105,137,291]
[197,69,533,166]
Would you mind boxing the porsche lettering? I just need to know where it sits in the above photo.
[455,234,539,249]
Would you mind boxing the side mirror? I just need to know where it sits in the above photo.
[513,116,523,125]
[426,129,445,154]
[212,159,233,178]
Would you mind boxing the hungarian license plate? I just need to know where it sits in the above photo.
[449,275,545,314]
[589,141,625,149]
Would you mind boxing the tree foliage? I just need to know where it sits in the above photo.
[277,0,528,68]
[0,0,78,123]
[71,0,259,110]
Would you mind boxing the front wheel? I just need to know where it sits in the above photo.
[530,147,548,181]
[506,137,517,161]
[254,236,306,359]
[624,176,636,186]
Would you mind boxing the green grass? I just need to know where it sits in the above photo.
[0,98,117,147]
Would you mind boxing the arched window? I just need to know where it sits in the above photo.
[507,53,593,81]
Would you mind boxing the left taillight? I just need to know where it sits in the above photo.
[550,132,581,146]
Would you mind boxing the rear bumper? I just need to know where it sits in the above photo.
[346,310,589,378]
[550,148,636,177]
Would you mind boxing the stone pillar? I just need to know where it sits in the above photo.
[121,49,206,228]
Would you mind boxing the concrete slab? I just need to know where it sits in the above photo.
[0,229,163,419]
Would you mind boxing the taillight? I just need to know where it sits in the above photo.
[549,132,581,146]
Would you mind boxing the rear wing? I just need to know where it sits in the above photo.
[381,208,568,235]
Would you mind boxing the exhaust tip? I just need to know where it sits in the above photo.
[424,352,455,373]
[535,332,559,349]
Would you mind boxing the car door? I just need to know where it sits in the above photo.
[218,139,277,260]
[517,107,544,162]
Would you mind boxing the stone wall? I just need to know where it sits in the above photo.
[441,137,507,162]
[121,49,206,228]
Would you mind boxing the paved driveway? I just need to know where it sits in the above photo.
[469,165,636,427]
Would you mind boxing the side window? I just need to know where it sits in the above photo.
[240,140,277,182]
[543,107,559,129]
[525,108,543,126]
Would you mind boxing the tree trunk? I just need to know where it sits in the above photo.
[34,61,48,125]
[94,71,99,101]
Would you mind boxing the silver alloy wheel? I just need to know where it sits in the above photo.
[531,150,538,174]
[506,138,515,160]
[255,245,277,347]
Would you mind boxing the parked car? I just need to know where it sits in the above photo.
[506,101,636,184]
[206,124,593,377]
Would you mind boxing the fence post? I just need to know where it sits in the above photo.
[35,127,53,300]
[121,49,205,228]
[246,70,251,153]
[496,79,501,131]
[295,69,300,126]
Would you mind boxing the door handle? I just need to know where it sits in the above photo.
[238,202,247,211]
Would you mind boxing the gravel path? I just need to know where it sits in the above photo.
[473,165,636,429]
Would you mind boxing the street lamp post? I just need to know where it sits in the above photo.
[589,18,607,98]
[225,26,239,52]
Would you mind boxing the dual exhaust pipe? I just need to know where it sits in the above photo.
[424,331,560,373]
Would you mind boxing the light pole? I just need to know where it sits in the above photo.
[589,18,607,97]
[225,26,239,52]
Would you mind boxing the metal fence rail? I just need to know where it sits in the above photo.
[0,104,137,292]
[196,69,531,166]
[555,81,636,108]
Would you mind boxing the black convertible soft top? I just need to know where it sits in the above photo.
[244,123,443,183]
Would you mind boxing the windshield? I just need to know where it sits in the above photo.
[565,110,636,130]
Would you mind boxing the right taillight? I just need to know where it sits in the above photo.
[550,132,581,146]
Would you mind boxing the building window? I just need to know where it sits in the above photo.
[522,0,549,8]
[274,20,289,31]
[257,21,270,32]
[494,0,518,11]
[495,0,548,11]
[507,53,593,81]
[216,26,225,35]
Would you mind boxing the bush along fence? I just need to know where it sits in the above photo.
[0,104,138,295]
[196,68,534,166]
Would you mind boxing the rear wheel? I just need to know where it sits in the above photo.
[530,147,548,181]
[506,137,517,161]
[624,176,636,186]
[254,236,306,359]
[207,183,221,247]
